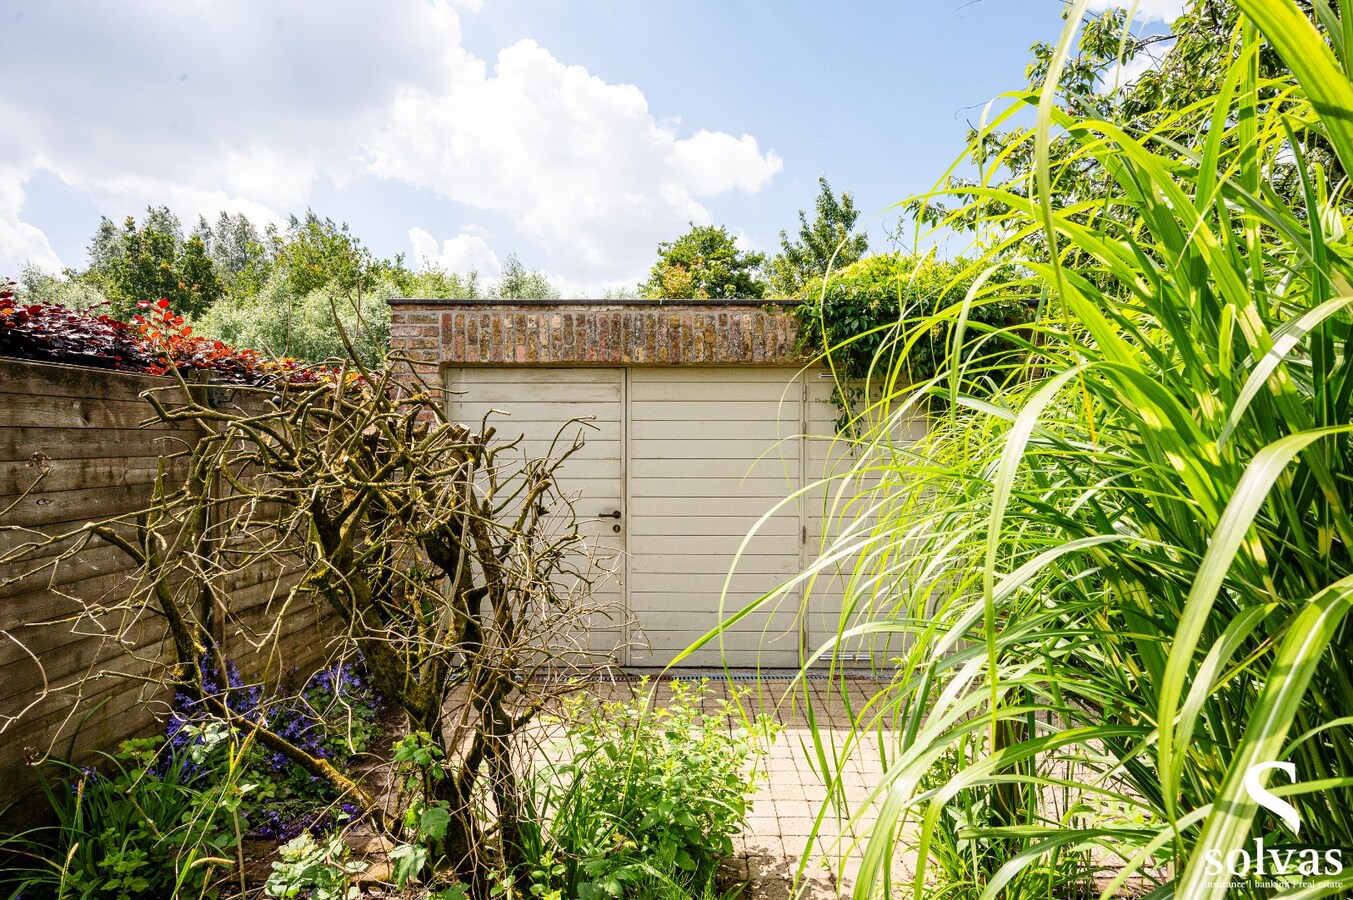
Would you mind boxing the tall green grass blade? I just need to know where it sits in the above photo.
[1159,426,1353,819]
[1233,0,1353,173]
[1178,575,1353,897]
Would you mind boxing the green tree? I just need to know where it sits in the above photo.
[194,268,392,368]
[641,224,766,299]
[194,211,274,298]
[273,211,388,297]
[768,177,869,297]
[86,216,125,273]
[87,208,224,319]
[393,263,482,300]
[917,0,1324,245]
[15,263,109,311]
[490,253,558,299]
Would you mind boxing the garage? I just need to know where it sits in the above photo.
[392,297,858,668]
[446,365,830,667]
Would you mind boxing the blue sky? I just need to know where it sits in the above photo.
[1,0,1180,294]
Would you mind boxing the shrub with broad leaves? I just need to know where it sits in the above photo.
[0,285,330,385]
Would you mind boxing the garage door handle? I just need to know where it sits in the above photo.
[598,510,622,519]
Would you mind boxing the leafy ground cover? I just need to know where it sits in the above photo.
[0,675,772,900]
[1,659,386,899]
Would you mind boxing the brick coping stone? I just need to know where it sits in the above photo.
[389,298,806,367]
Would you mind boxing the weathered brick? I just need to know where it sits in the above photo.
[388,301,803,367]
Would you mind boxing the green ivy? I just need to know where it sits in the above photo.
[791,253,1028,420]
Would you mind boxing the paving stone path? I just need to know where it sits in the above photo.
[575,673,907,900]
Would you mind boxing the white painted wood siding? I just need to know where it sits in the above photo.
[445,368,628,662]
[626,369,803,667]
[444,366,924,668]
[802,377,927,664]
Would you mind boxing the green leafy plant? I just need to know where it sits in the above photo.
[707,2,1353,898]
[263,832,366,900]
[384,731,454,888]
[0,737,243,900]
[531,679,775,900]
[792,252,1026,425]
[641,224,767,299]
[767,176,870,297]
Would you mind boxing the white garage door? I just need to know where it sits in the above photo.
[801,375,928,665]
[444,368,629,662]
[446,366,806,668]
[627,369,803,667]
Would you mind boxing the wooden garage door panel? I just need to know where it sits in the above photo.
[445,368,627,666]
[637,634,799,656]
[627,496,794,518]
[529,459,622,482]
[639,606,797,633]
[627,531,794,556]
[629,571,790,596]
[630,379,801,402]
[454,368,619,385]
[630,554,801,575]
[635,367,800,383]
[631,419,795,442]
[628,515,797,538]
[629,477,794,499]
[447,366,817,668]
[635,401,801,421]
[629,438,799,461]
[627,368,802,667]
[454,383,622,404]
[801,377,927,664]
[629,457,798,480]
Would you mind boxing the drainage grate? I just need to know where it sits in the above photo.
[564,667,893,683]
[534,667,896,685]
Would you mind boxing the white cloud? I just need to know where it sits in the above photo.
[671,131,782,195]
[364,39,783,278]
[409,228,501,277]
[0,1,781,289]
[1103,49,1166,89]
[730,227,757,254]
[0,167,64,275]
[1087,0,1186,24]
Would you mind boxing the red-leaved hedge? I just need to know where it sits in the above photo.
[1,281,324,385]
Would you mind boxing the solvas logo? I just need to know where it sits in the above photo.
[1201,761,1345,886]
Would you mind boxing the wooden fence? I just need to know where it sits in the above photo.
[0,359,337,819]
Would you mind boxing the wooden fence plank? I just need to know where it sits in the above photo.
[0,360,339,823]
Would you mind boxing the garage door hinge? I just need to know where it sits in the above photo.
[801,525,807,544]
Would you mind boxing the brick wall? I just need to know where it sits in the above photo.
[388,300,804,380]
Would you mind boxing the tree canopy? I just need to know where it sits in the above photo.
[491,253,559,300]
[640,224,766,299]
[768,177,869,297]
[83,208,225,320]
[13,207,559,365]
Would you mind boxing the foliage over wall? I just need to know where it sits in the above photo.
[767,176,869,297]
[791,252,1028,385]
[0,283,319,385]
[640,224,767,300]
[13,209,556,367]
